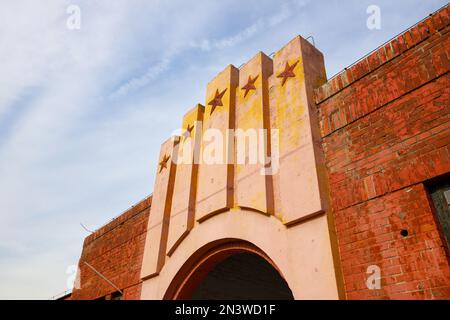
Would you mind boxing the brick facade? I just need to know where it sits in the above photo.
[70,196,151,300]
[315,6,450,299]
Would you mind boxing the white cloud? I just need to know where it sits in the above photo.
[189,0,307,52]
[110,58,171,98]
[195,19,264,51]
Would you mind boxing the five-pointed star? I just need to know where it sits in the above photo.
[277,60,299,86]
[241,75,259,97]
[208,88,227,115]
[183,123,194,138]
[158,154,170,173]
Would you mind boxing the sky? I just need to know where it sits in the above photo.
[0,0,447,299]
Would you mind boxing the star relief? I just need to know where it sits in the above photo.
[241,75,259,97]
[158,154,170,173]
[208,88,227,115]
[277,60,299,86]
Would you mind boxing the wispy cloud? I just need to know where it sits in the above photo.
[189,0,307,52]
[191,19,265,51]
[110,58,171,98]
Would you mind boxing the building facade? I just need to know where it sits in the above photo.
[69,6,450,300]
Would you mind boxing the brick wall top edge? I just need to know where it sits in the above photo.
[314,4,450,104]
[84,195,152,245]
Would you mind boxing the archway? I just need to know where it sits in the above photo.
[190,252,293,299]
[164,240,294,300]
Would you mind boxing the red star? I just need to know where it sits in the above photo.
[158,154,170,173]
[183,123,194,138]
[241,75,259,97]
[208,88,227,115]
[277,60,299,86]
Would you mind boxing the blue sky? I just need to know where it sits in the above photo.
[0,0,447,299]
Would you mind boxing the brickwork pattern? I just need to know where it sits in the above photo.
[70,197,151,300]
[315,5,450,299]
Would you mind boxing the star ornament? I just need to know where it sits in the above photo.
[158,154,170,173]
[241,75,259,97]
[277,60,299,86]
[208,88,227,115]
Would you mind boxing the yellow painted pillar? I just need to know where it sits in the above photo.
[196,65,239,221]
[235,52,274,214]
[141,137,179,279]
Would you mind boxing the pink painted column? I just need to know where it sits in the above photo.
[269,36,329,225]
[141,137,179,279]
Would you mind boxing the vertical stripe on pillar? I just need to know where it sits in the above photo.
[167,104,204,255]
[141,136,179,279]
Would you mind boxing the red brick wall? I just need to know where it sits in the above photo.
[70,196,151,300]
[315,6,450,299]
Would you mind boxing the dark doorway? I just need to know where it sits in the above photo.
[190,252,294,300]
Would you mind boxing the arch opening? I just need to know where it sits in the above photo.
[164,240,294,300]
[191,252,294,300]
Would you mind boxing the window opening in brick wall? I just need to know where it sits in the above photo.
[428,178,450,250]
